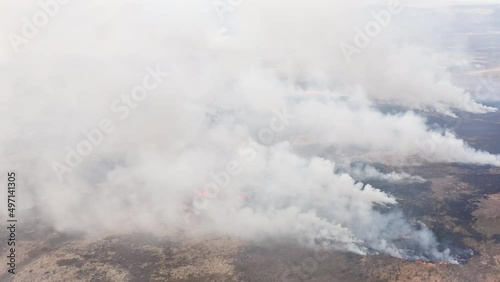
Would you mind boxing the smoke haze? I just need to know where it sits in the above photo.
[1,0,499,263]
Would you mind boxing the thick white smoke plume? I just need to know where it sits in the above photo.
[346,164,427,183]
[1,0,499,263]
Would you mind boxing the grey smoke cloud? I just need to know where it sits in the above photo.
[1,0,498,263]
[346,164,427,183]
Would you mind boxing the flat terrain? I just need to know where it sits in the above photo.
[1,112,500,282]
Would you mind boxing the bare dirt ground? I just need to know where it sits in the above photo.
[1,218,499,282]
[1,164,499,282]
[0,229,245,282]
[2,114,500,281]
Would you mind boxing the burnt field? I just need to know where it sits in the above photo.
[232,112,500,281]
[0,112,499,282]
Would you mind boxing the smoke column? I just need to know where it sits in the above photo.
[1,0,498,263]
